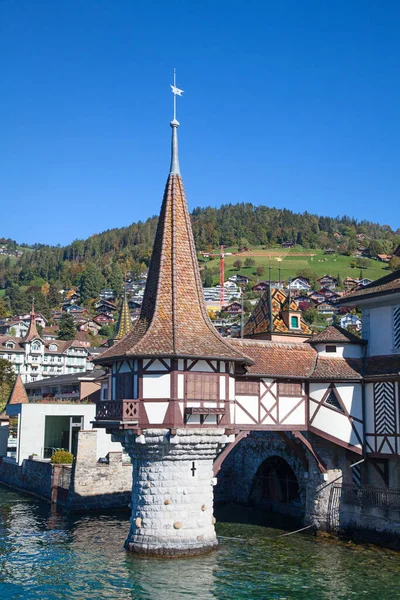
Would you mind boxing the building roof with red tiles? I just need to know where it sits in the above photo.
[338,270,400,305]
[8,375,29,405]
[229,339,317,377]
[95,115,249,365]
[243,285,313,338]
[364,355,400,379]
[310,357,363,380]
[0,336,87,354]
[308,325,367,345]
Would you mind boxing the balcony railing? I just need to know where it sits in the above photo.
[341,483,400,510]
[95,399,140,422]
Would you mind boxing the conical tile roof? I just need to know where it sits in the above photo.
[97,123,249,365]
[24,302,41,343]
[114,292,131,341]
[8,375,29,405]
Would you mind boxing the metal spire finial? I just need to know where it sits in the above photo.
[169,69,183,175]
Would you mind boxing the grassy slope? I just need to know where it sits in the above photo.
[201,246,388,283]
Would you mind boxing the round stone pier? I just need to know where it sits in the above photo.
[115,428,225,557]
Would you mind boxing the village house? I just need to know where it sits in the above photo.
[317,274,337,290]
[99,288,115,300]
[288,277,311,292]
[94,299,117,315]
[223,301,243,315]
[0,306,93,382]
[339,312,362,332]
[0,313,48,338]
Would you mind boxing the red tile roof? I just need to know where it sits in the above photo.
[96,174,249,365]
[311,357,362,380]
[309,325,366,345]
[229,339,317,377]
[8,375,29,405]
[364,355,400,379]
[24,309,41,342]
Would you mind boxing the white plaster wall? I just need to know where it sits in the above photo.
[315,344,363,358]
[336,383,363,420]
[144,359,170,371]
[219,376,226,400]
[142,373,171,399]
[15,404,95,464]
[234,395,258,424]
[367,304,399,356]
[95,427,124,459]
[229,376,235,401]
[189,360,217,372]
[278,396,306,425]
[177,374,184,399]
[309,382,362,449]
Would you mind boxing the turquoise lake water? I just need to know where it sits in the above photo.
[1,485,400,600]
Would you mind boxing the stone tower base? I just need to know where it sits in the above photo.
[113,428,225,557]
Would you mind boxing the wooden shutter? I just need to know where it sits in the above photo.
[185,373,219,400]
[235,380,259,395]
[278,382,302,397]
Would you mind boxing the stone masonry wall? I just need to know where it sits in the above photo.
[0,457,54,500]
[66,430,132,510]
[215,431,345,530]
[114,428,225,556]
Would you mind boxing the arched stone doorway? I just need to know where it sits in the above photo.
[249,455,302,517]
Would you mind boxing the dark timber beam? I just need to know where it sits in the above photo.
[213,431,250,476]
[292,431,327,473]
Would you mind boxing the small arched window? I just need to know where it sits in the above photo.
[5,341,15,349]
[31,341,41,352]
[49,343,58,351]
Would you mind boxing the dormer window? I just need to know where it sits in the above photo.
[31,341,41,352]
[290,315,299,329]
[5,342,15,349]
[49,343,58,351]
[325,345,337,353]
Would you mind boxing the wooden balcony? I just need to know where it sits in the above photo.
[95,400,140,429]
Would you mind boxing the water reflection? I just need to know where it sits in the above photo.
[1,486,400,600]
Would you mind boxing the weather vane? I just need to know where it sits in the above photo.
[170,68,184,121]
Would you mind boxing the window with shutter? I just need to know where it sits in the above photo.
[185,373,219,400]
[235,380,259,395]
[278,382,302,397]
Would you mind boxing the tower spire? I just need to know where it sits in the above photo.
[24,298,41,342]
[96,75,249,366]
[114,286,131,341]
[169,69,183,175]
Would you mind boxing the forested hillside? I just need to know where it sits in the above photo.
[0,203,399,317]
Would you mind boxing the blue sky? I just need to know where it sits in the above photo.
[1,0,400,245]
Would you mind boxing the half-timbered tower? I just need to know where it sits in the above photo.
[95,84,249,556]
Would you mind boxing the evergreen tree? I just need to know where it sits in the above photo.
[58,313,77,340]
[48,283,60,308]
[109,262,124,298]
[0,358,16,413]
[202,269,213,288]
[80,264,104,304]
